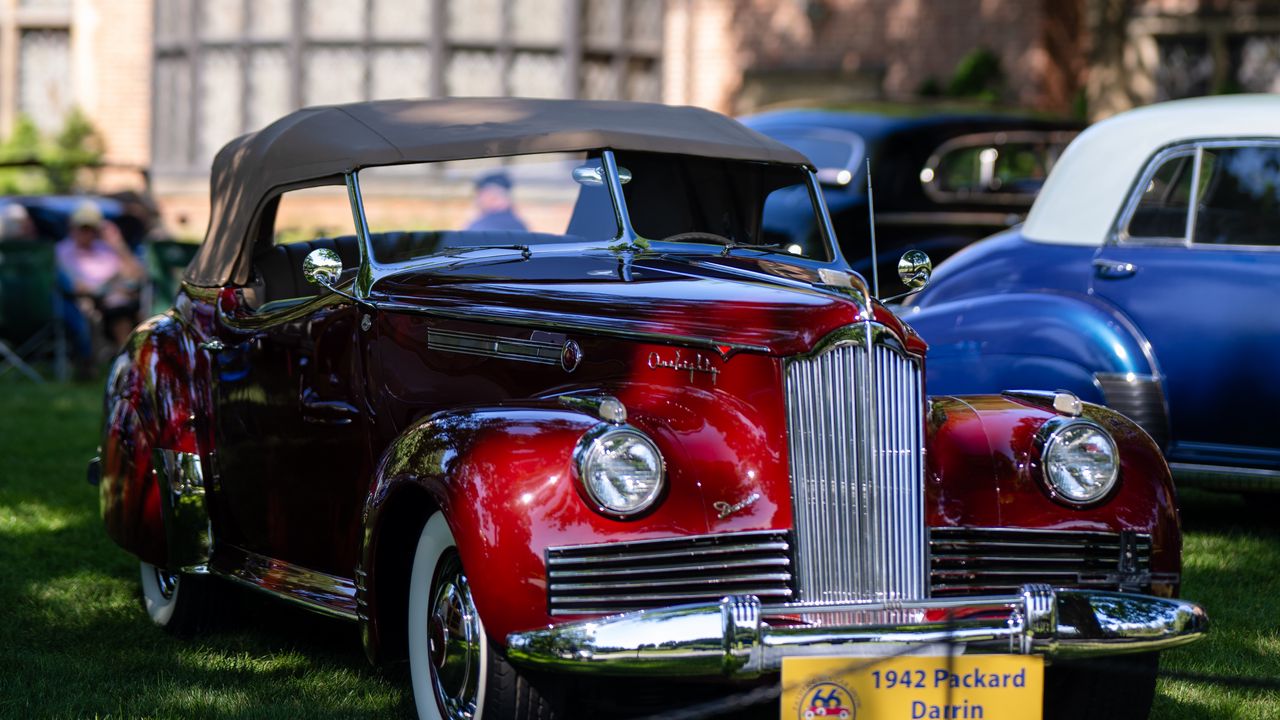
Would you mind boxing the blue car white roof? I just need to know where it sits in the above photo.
[1022,94,1280,246]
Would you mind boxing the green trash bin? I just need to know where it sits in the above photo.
[0,241,58,347]
[145,239,200,314]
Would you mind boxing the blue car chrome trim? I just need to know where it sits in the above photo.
[506,584,1207,678]
[1170,463,1280,493]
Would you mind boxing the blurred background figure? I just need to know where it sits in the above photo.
[466,171,527,231]
[55,201,143,374]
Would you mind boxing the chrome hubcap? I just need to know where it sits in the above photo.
[154,566,179,600]
[427,552,481,720]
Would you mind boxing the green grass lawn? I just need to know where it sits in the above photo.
[0,376,1276,718]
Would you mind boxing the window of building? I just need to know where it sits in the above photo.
[152,0,664,176]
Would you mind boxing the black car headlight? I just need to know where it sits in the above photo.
[575,426,665,517]
[1039,419,1119,505]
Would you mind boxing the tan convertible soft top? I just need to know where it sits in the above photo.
[185,97,812,286]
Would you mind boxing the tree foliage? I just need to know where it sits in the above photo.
[0,108,105,194]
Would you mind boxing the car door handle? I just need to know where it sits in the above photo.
[1093,259,1137,279]
[300,388,358,426]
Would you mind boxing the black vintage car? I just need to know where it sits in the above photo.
[741,109,1082,295]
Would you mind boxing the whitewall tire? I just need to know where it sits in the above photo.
[407,513,560,720]
[139,560,205,634]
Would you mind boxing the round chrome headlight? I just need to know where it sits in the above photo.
[1040,419,1119,504]
[576,426,665,516]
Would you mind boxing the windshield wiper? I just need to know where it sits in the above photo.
[440,244,532,260]
[719,242,800,257]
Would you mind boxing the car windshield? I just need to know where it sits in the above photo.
[357,151,834,265]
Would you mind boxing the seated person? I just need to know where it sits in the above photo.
[465,171,528,232]
[55,202,145,367]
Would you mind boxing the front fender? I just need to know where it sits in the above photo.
[360,402,723,659]
[905,291,1158,404]
[926,394,1180,595]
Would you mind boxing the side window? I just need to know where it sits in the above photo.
[251,184,358,306]
[1126,153,1194,241]
[921,131,1076,204]
[1194,146,1280,247]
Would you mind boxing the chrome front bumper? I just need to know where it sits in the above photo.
[505,584,1207,678]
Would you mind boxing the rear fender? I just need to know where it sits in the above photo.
[99,313,212,568]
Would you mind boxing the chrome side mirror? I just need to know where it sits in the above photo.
[303,248,343,287]
[897,250,932,291]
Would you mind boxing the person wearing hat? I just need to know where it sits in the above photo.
[55,201,145,371]
[465,171,528,232]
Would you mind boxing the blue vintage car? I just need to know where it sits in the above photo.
[741,108,1080,295]
[900,94,1280,493]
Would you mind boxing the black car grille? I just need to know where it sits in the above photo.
[929,527,1152,597]
[545,530,795,616]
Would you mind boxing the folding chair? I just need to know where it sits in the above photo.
[0,241,67,382]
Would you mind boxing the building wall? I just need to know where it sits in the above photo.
[1087,0,1280,119]
[76,0,152,170]
[662,0,1070,115]
[0,0,152,189]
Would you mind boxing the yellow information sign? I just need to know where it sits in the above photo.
[781,654,1043,720]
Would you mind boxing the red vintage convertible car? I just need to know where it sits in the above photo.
[94,98,1205,720]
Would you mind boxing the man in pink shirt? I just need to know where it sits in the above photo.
[55,202,145,370]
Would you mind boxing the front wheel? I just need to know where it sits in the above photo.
[138,561,208,635]
[1044,652,1158,720]
[408,514,561,720]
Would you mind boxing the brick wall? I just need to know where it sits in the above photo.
[74,0,153,175]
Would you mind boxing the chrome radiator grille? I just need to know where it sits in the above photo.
[930,527,1152,596]
[545,531,794,616]
[784,327,926,607]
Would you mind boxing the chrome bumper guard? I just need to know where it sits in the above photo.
[505,584,1207,678]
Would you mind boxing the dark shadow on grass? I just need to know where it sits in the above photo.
[1179,488,1280,538]
[3,569,414,719]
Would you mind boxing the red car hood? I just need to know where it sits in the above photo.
[370,252,923,357]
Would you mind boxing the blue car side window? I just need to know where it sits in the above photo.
[1193,146,1280,248]
[1127,153,1194,241]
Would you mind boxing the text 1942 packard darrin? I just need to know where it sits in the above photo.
[94,99,1205,719]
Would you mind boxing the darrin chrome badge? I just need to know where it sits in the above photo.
[647,349,720,384]
[713,492,760,519]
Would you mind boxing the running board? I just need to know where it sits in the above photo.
[1170,463,1280,493]
[210,545,358,621]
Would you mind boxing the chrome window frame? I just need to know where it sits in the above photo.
[921,129,1078,206]
[1111,137,1280,252]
